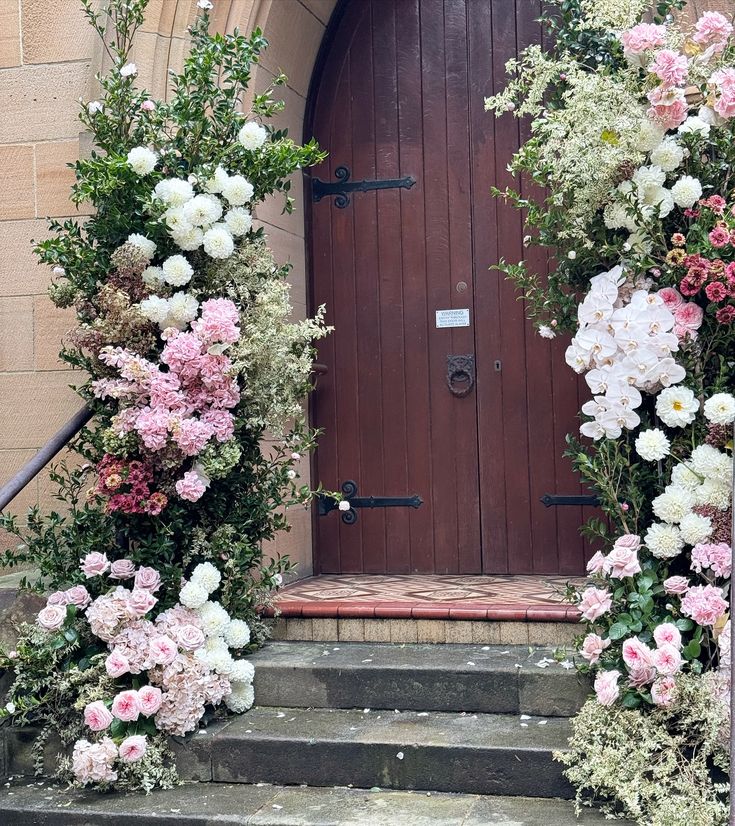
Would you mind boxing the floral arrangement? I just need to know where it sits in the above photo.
[0,0,330,792]
[487,1,734,822]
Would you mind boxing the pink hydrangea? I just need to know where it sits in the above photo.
[173,418,215,456]
[80,551,110,578]
[578,587,613,622]
[653,622,682,650]
[110,619,158,673]
[651,675,677,707]
[83,701,114,732]
[580,633,610,664]
[111,689,141,722]
[620,23,666,58]
[72,738,118,784]
[691,542,732,578]
[693,11,733,53]
[649,49,688,88]
[681,584,728,626]
[647,86,688,129]
[594,669,620,706]
[664,575,690,595]
[86,588,131,642]
[119,734,147,763]
[176,470,208,502]
[712,68,735,119]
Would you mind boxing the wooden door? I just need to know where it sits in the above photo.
[307,0,590,575]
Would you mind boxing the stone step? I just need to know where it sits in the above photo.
[251,641,589,717]
[0,781,630,825]
[176,706,574,799]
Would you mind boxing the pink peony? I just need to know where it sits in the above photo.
[580,633,611,664]
[578,587,613,622]
[650,49,688,88]
[605,545,641,579]
[651,675,677,707]
[620,23,666,58]
[176,470,208,502]
[65,585,91,609]
[128,588,158,618]
[46,590,69,606]
[105,650,130,678]
[664,576,690,595]
[37,604,66,631]
[81,552,110,578]
[149,635,178,665]
[693,11,733,52]
[111,689,141,722]
[586,551,607,575]
[138,685,163,716]
[681,584,728,626]
[119,734,147,763]
[83,700,114,732]
[109,559,136,580]
[652,643,683,676]
[622,637,653,670]
[653,622,682,650]
[594,670,620,706]
[134,566,161,592]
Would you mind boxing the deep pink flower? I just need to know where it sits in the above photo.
[705,281,728,302]
[716,304,735,324]
[708,226,730,248]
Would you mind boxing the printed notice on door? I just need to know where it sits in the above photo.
[435,308,470,328]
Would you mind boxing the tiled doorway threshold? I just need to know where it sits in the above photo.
[264,574,583,623]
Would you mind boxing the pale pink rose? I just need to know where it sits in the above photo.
[134,566,161,592]
[81,552,110,578]
[652,643,683,676]
[105,649,130,678]
[658,287,684,311]
[653,622,682,650]
[693,11,733,53]
[580,633,611,664]
[175,623,206,651]
[674,302,703,332]
[651,675,677,707]
[613,534,641,552]
[149,635,178,665]
[138,685,163,716]
[111,689,141,722]
[605,546,641,579]
[664,575,690,595]
[586,551,607,575]
[37,604,66,631]
[578,587,613,622]
[650,49,688,87]
[141,100,156,112]
[65,585,91,609]
[622,637,653,670]
[46,590,69,606]
[628,663,657,687]
[119,734,147,763]
[128,588,158,617]
[83,700,113,732]
[109,559,136,580]
[681,584,728,626]
[594,669,620,706]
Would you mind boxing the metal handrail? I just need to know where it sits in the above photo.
[0,405,93,513]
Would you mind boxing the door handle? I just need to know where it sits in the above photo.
[446,354,475,397]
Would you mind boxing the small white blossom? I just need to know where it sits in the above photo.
[120,63,137,77]
[87,100,103,114]
[141,266,165,288]
[338,500,351,512]
[538,324,556,339]
[703,393,735,426]
[154,178,195,207]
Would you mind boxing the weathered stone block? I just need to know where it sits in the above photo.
[0,145,35,220]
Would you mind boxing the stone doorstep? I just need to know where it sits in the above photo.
[251,642,590,717]
[0,782,632,826]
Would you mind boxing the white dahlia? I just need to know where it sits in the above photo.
[224,207,253,237]
[636,120,665,152]
[238,121,268,150]
[167,292,200,327]
[229,659,255,684]
[205,166,230,194]
[650,139,684,173]
[139,295,170,325]
[670,463,702,490]
[179,580,209,609]
[652,487,694,524]
[196,600,230,637]
[163,207,193,233]
[171,226,204,252]
[205,648,235,676]
[690,444,724,478]
[644,523,684,559]
[224,618,251,649]
[635,428,671,461]
[141,266,165,288]
[191,562,221,594]
[183,194,223,227]
[154,178,194,207]
[703,393,735,425]
[655,386,699,428]
[632,164,666,194]
[221,174,254,206]
[679,513,712,545]
[126,233,156,261]
[203,225,235,259]
[225,681,254,713]
[126,146,158,176]
[671,175,702,209]
[162,254,194,287]
[678,116,710,137]
[695,479,731,510]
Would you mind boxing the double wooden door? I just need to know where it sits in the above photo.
[307,0,589,575]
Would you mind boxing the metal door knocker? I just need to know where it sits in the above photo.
[446,354,475,397]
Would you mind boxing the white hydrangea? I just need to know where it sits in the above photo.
[635,428,670,461]
[225,681,254,713]
[679,512,712,545]
[162,254,194,287]
[126,146,158,176]
[224,207,253,237]
[644,523,684,559]
[154,178,194,207]
[191,561,221,594]
[703,393,735,425]
[196,600,231,637]
[205,648,235,676]
[167,292,199,328]
[139,295,170,325]
[651,487,694,524]
[670,463,702,490]
[205,166,230,194]
[221,174,254,206]
[141,266,165,288]
[179,580,209,609]
[671,175,703,209]
[656,386,699,428]
[183,194,223,227]
[229,659,255,684]
[126,234,156,260]
[171,226,204,251]
[203,225,235,259]
[224,618,251,649]
[695,479,731,510]
[649,139,684,173]
[238,121,268,151]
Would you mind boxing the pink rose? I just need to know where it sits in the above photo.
[109,559,136,580]
[111,689,141,722]
[653,622,682,650]
[664,576,690,595]
[658,287,684,311]
[83,700,113,732]
[651,675,677,707]
[175,623,206,651]
[46,591,69,606]
[37,604,67,631]
[81,552,110,578]
[141,100,156,112]
[622,637,653,670]
[134,566,161,592]
[605,546,641,579]
[138,685,163,717]
[652,643,683,676]
[128,588,158,617]
[65,585,91,609]
[578,587,613,622]
[628,663,656,687]
[105,650,130,678]
[586,551,607,575]
[613,534,641,552]
[149,635,178,665]
[594,670,620,706]
[580,633,611,664]
[119,734,147,763]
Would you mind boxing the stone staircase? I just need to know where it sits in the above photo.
[0,641,628,825]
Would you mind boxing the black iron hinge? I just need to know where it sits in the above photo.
[311,165,416,208]
[319,480,423,525]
